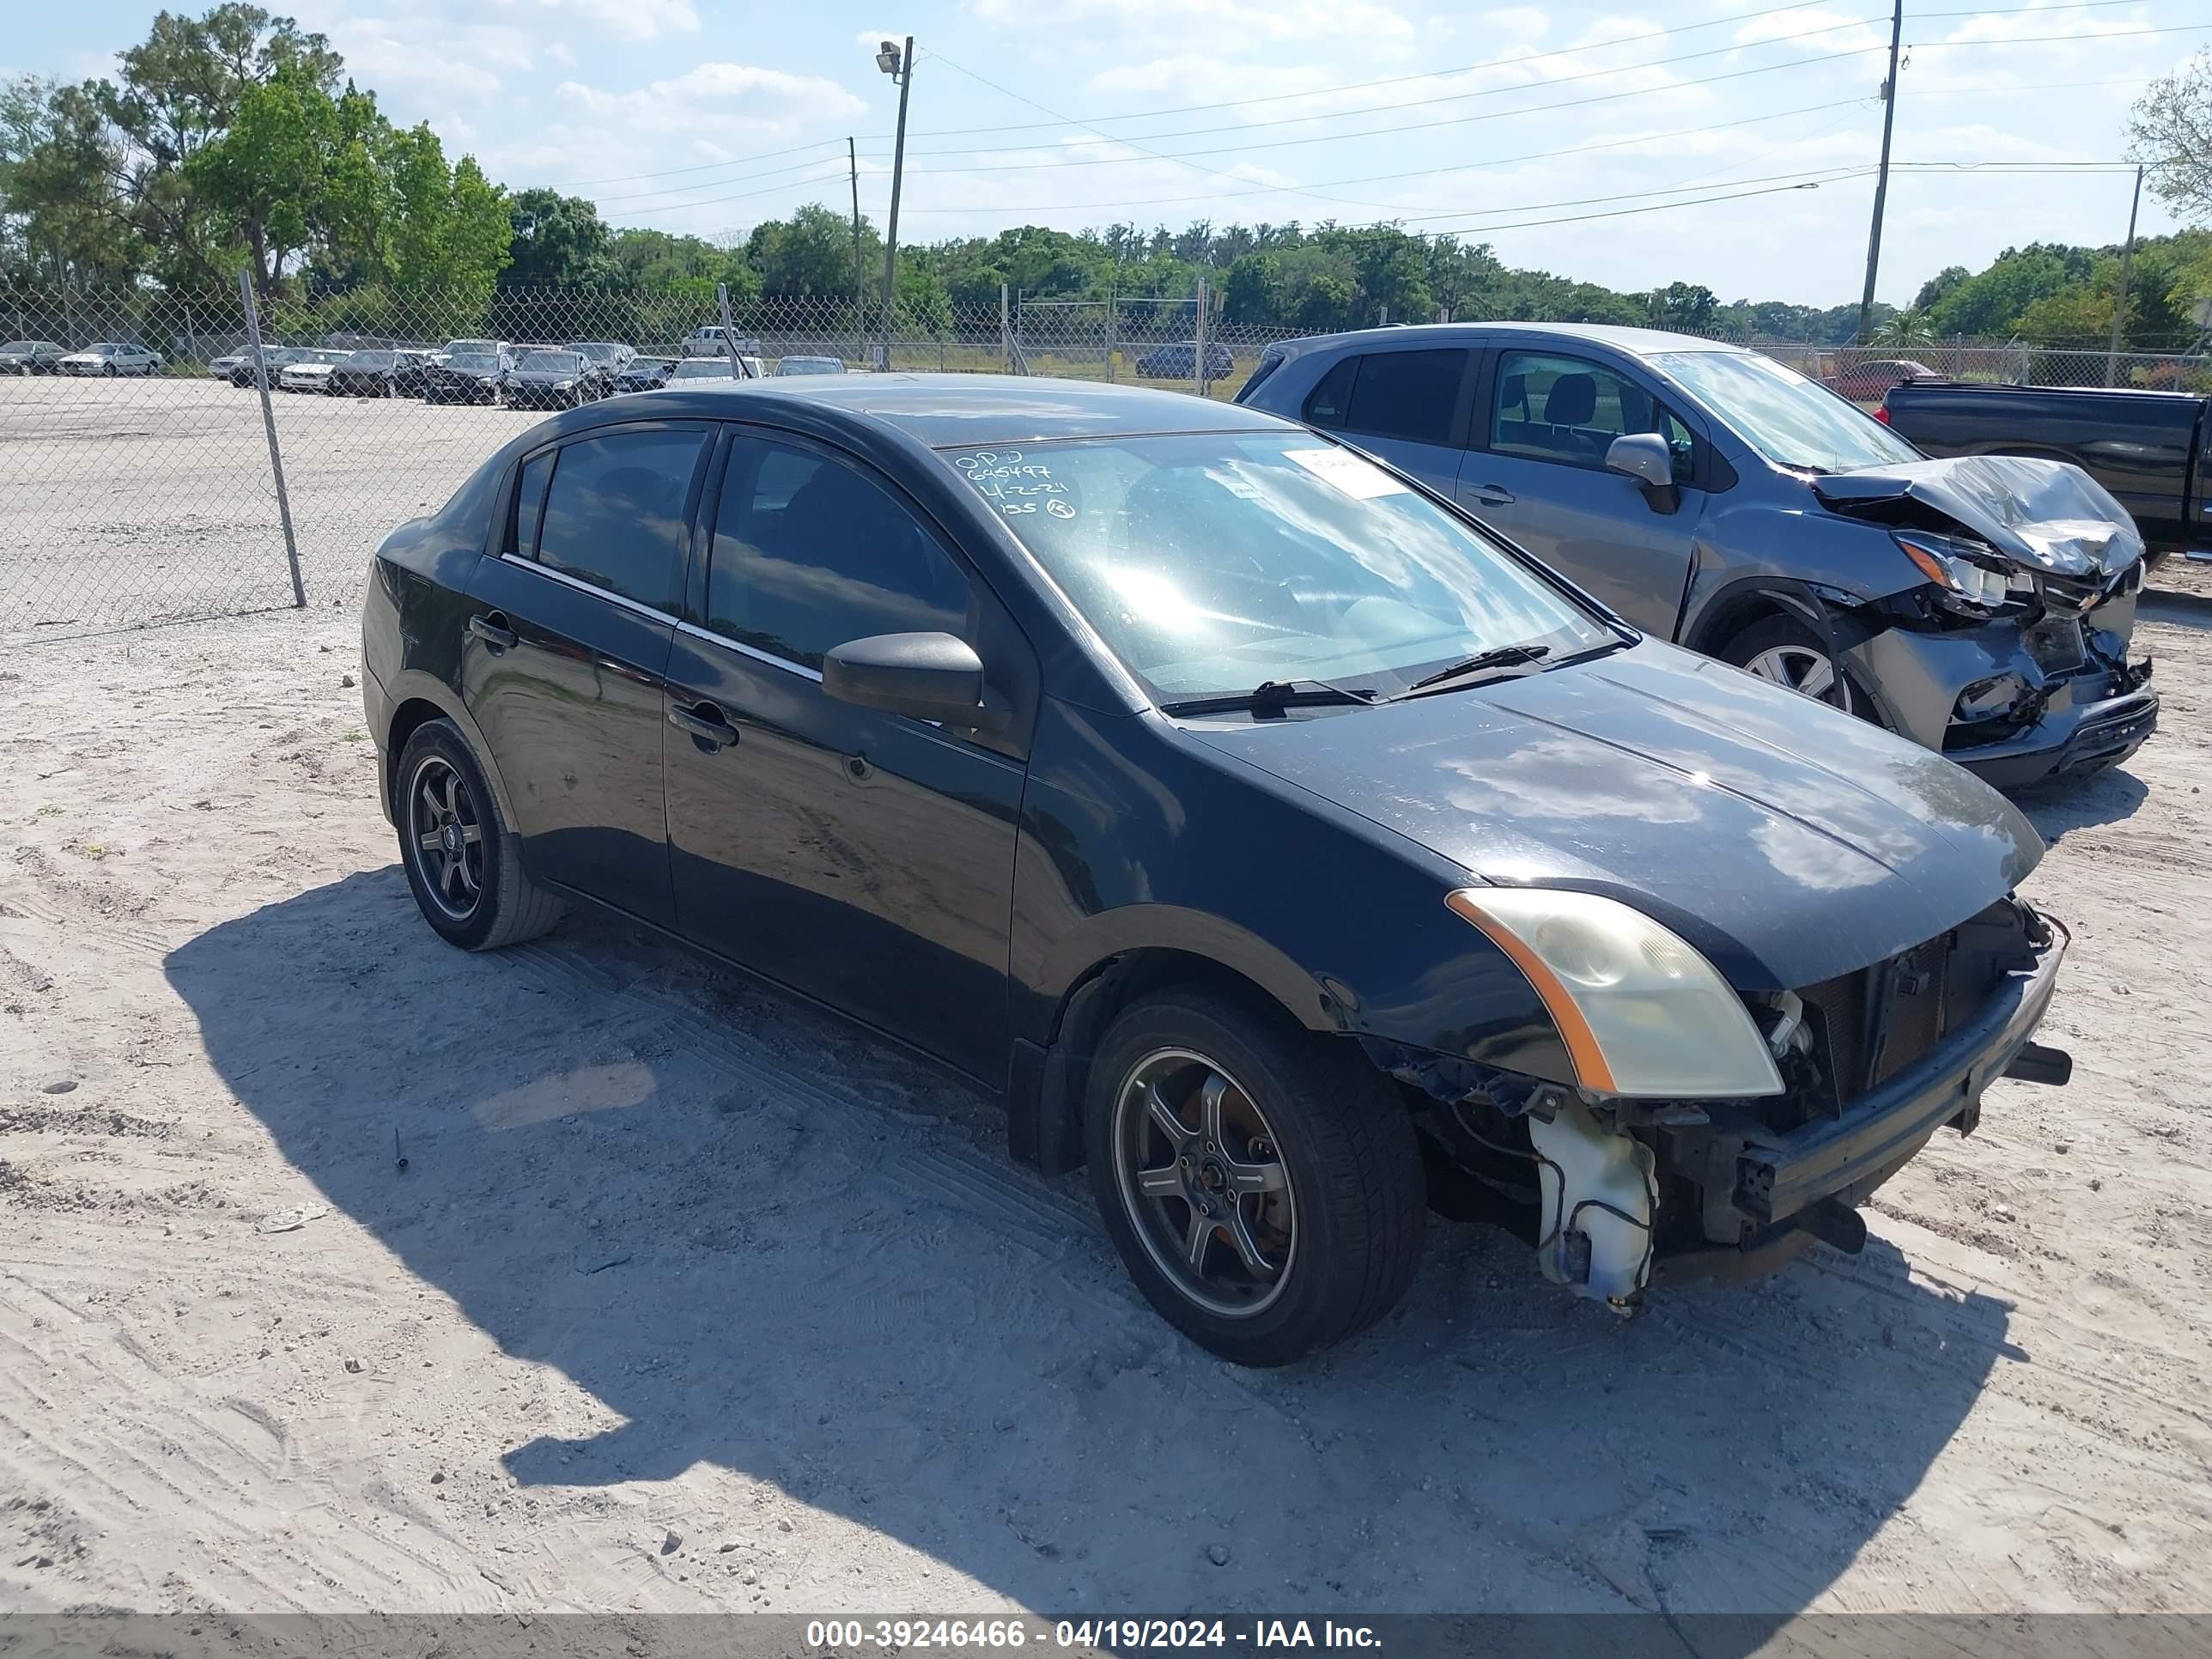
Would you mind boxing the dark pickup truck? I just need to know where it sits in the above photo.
[1881,380,2211,564]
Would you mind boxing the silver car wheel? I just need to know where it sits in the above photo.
[1744,643,1855,713]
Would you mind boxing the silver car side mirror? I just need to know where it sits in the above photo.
[1605,432,1675,490]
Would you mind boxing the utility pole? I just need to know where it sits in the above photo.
[877,37,915,360]
[2105,163,2145,387]
[1856,0,1904,346]
[848,136,867,364]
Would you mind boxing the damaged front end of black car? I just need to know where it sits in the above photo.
[1367,895,2068,1309]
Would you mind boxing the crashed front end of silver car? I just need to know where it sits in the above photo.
[1814,455,2158,787]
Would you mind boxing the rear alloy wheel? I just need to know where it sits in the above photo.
[394,720,563,951]
[1723,615,1860,716]
[1086,989,1425,1365]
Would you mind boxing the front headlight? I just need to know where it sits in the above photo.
[1446,888,1784,1098]
[554,380,574,390]
[1894,531,2013,611]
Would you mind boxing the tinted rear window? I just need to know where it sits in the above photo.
[535,428,707,612]
[1343,349,1466,444]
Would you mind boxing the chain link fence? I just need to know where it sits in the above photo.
[4,283,2206,641]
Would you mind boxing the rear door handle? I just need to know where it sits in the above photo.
[669,700,739,750]
[469,612,519,650]
[1467,483,1516,507]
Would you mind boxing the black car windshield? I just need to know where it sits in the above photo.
[569,343,618,360]
[346,351,394,368]
[1653,349,1922,472]
[520,351,580,372]
[447,354,498,373]
[943,433,1615,701]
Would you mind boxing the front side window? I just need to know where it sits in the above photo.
[943,433,1613,702]
[1491,350,1692,479]
[1652,349,1922,472]
[708,436,974,670]
[535,428,706,612]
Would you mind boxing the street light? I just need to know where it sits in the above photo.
[878,35,914,364]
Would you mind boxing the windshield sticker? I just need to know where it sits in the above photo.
[1284,447,1410,499]
[951,449,1074,519]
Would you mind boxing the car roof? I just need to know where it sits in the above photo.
[1273,321,1750,361]
[603,373,1289,447]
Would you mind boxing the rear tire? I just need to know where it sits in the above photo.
[393,720,563,951]
[1085,988,1425,1365]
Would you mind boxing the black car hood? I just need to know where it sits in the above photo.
[1181,641,2041,991]
[1812,453,2142,579]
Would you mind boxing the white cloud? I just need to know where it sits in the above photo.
[566,0,700,42]
[556,63,866,140]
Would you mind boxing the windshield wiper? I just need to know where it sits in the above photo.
[1158,678,1380,718]
[1396,643,1553,697]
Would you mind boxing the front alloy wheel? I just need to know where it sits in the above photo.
[1742,643,1854,712]
[1085,989,1425,1365]
[1111,1049,1295,1318]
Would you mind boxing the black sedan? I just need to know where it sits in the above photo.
[329,349,434,398]
[361,377,2073,1364]
[422,351,507,405]
[612,356,676,393]
[505,349,611,410]
[1135,340,1235,380]
[228,345,315,387]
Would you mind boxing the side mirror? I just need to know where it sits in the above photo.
[1605,433,1681,514]
[1605,432,1675,489]
[823,632,1010,732]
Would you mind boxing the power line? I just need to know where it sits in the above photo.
[553,137,847,191]
[896,2,1852,138]
[902,18,1890,157]
[890,99,1876,218]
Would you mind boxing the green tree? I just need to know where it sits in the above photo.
[501,187,619,288]
[746,202,881,299]
[1646,280,1718,332]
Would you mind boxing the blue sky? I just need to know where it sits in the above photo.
[8,2,2204,306]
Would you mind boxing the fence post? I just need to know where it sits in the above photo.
[238,270,306,610]
[1194,277,1209,398]
[717,283,744,380]
[1105,286,1116,383]
[1000,283,1012,374]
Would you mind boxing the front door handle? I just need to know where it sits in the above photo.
[469,612,519,650]
[669,701,739,750]
[1467,483,1516,507]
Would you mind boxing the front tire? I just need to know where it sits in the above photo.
[1722,615,1865,717]
[394,720,563,951]
[1085,988,1425,1365]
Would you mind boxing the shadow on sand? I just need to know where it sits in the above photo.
[167,867,2018,1627]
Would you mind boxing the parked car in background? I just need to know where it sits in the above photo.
[775,355,848,376]
[58,343,161,377]
[360,374,2075,1364]
[435,337,507,368]
[423,351,508,405]
[227,346,313,387]
[328,349,433,398]
[1136,340,1235,380]
[566,341,636,374]
[682,325,764,361]
[277,349,351,393]
[665,356,758,385]
[1823,357,1937,403]
[505,349,611,410]
[1881,380,2212,567]
[1240,324,2156,789]
[611,356,676,394]
[0,341,68,374]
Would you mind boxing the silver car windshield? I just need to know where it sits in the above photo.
[942,432,1614,701]
[1652,349,1922,473]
